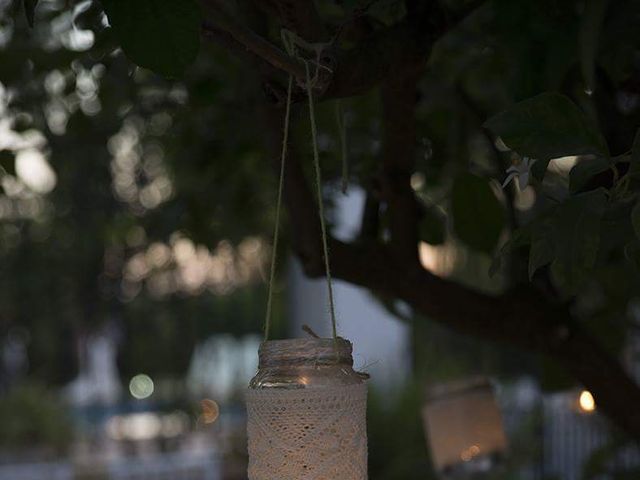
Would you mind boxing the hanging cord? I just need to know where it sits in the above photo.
[264,74,293,341]
[303,59,338,341]
[335,100,349,195]
[263,30,338,341]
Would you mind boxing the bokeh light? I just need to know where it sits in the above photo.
[578,390,596,413]
[200,399,220,424]
[129,373,154,400]
[15,149,57,194]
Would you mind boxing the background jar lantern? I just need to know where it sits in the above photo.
[422,377,508,478]
[246,337,368,480]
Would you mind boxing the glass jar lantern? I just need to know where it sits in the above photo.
[422,377,507,479]
[246,337,368,480]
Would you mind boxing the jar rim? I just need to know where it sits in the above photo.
[258,337,353,366]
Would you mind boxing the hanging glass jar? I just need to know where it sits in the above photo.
[422,377,507,478]
[246,337,368,480]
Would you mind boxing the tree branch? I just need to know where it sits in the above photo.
[448,0,488,25]
[380,67,422,267]
[330,232,640,440]
[201,5,308,82]
[202,0,493,109]
[200,20,277,72]
[359,189,381,241]
[257,0,328,43]
[325,19,426,99]
[201,6,449,102]
[202,0,486,106]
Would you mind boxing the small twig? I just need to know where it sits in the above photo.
[449,0,487,25]
[302,324,321,338]
[201,7,307,82]
[359,190,381,240]
[331,0,384,44]
[335,100,349,194]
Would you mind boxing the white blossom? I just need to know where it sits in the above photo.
[502,157,537,190]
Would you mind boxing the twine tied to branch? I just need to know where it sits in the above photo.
[264,30,345,343]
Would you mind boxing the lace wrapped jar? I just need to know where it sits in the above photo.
[246,337,368,480]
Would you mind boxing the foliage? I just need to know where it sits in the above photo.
[484,92,609,180]
[451,172,505,254]
[0,0,278,383]
[419,205,446,246]
[582,434,640,479]
[367,384,434,480]
[100,0,202,77]
[0,382,72,451]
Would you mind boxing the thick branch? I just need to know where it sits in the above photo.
[201,20,278,73]
[326,0,479,99]
[258,0,328,42]
[333,239,640,441]
[380,68,422,267]
[331,241,640,438]
[202,4,307,82]
[202,3,477,102]
[325,19,428,99]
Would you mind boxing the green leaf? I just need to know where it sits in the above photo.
[451,173,505,254]
[630,128,640,175]
[540,356,575,392]
[484,93,609,179]
[569,155,611,193]
[624,241,640,272]
[341,0,363,8]
[580,0,608,93]
[597,199,635,261]
[489,225,532,277]
[101,0,202,78]
[0,150,15,176]
[528,221,555,279]
[24,0,38,27]
[488,255,502,278]
[632,201,640,240]
[419,206,446,245]
[549,189,607,292]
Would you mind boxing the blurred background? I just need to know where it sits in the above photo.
[1,0,640,479]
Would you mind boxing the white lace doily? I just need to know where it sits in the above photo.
[246,383,368,480]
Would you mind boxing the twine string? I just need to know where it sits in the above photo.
[303,59,338,341]
[264,74,293,341]
[335,100,349,195]
[263,30,339,341]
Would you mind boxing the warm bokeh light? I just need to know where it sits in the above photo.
[419,242,458,277]
[200,399,220,424]
[15,149,57,194]
[578,390,596,413]
[106,411,190,441]
[548,155,579,175]
[129,374,154,400]
[460,444,481,462]
[121,235,268,300]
